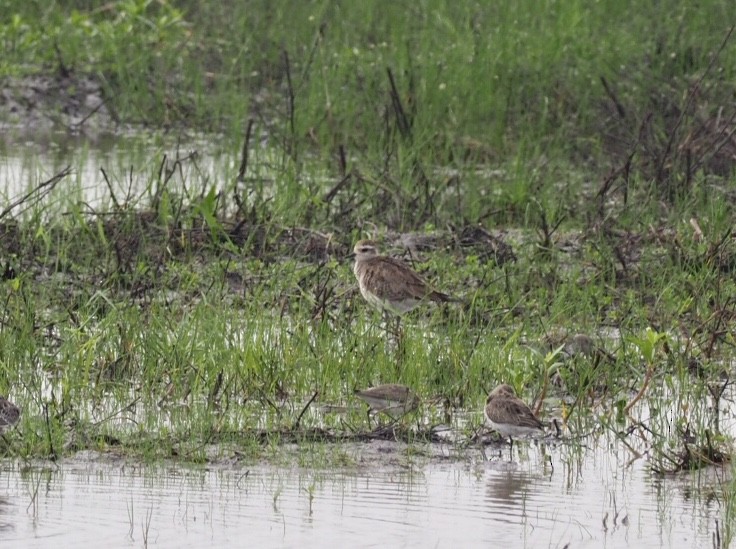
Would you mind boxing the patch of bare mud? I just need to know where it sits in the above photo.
[0,73,114,135]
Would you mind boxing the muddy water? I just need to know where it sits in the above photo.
[0,439,723,548]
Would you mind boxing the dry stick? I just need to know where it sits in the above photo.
[692,111,736,174]
[100,168,120,210]
[552,418,562,438]
[153,153,189,211]
[128,164,134,201]
[600,76,626,119]
[282,49,297,162]
[385,67,434,221]
[233,119,255,223]
[0,166,71,222]
[655,24,735,183]
[337,144,347,178]
[596,113,651,217]
[294,391,320,430]
[72,100,106,131]
[689,218,704,242]
[536,202,565,250]
[705,304,731,359]
[157,153,167,182]
[624,364,655,415]
[533,374,548,417]
[299,22,326,86]
[323,173,352,205]
[52,40,70,78]
[208,371,224,407]
[43,403,57,461]
[92,397,142,427]
[236,119,255,183]
[148,154,169,212]
[705,226,733,267]
[386,67,412,140]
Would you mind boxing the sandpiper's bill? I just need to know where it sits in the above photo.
[352,239,458,317]
[483,384,544,458]
[354,383,420,420]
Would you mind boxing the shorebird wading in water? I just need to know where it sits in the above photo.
[354,383,420,421]
[483,383,545,459]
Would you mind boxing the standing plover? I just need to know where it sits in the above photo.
[352,239,457,317]
[0,396,20,433]
[354,383,420,420]
[483,384,544,458]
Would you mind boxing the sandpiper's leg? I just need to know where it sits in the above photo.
[508,437,514,461]
[480,438,488,461]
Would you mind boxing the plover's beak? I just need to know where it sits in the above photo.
[347,251,356,260]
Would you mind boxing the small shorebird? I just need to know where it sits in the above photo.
[0,396,20,434]
[352,239,458,317]
[354,383,420,420]
[543,331,615,363]
[483,384,544,459]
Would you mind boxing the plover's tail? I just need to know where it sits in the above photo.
[429,290,463,304]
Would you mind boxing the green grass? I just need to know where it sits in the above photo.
[2,1,735,226]
[0,182,733,458]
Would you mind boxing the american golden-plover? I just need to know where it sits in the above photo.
[483,384,544,458]
[352,239,457,317]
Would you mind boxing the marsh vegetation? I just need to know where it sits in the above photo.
[1,1,736,544]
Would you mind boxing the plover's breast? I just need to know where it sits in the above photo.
[486,419,543,438]
[359,283,419,315]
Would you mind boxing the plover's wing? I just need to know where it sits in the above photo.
[487,397,544,431]
[379,256,452,302]
[358,257,425,298]
[380,257,459,303]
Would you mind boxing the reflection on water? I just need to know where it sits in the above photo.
[0,440,726,548]
[0,131,236,214]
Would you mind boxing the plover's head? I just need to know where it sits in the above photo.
[353,239,379,260]
[486,383,517,404]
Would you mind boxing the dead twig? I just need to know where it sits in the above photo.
[0,166,71,222]
[293,391,319,430]
[236,119,255,183]
[656,24,735,183]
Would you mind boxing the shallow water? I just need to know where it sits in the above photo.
[0,437,727,549]
[0,131,238,215]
